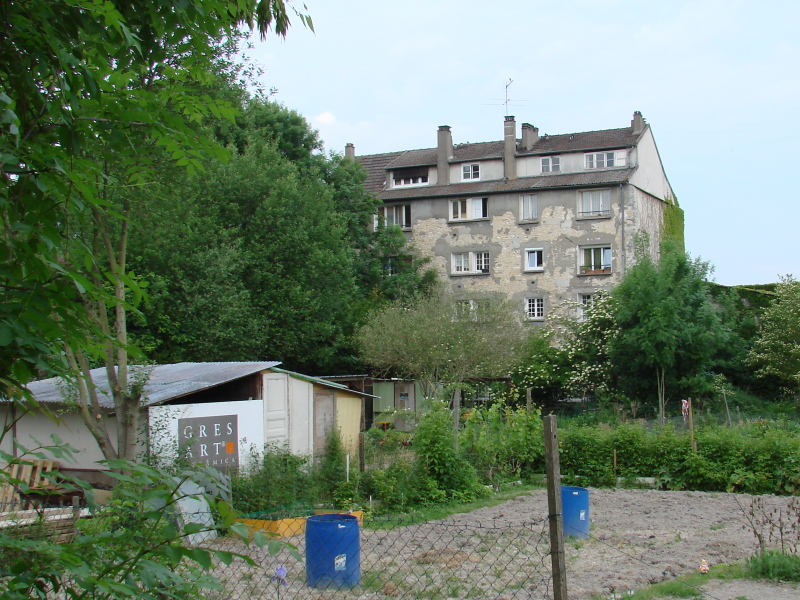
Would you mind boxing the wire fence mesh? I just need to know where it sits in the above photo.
[209,514,556,600]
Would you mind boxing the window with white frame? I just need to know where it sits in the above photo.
[579,189,611,218]
[524,248,544,272]
[577,293,594,321]
[585,150,627,169]
[451,197,488,221]
[579,245,612,274]
[520,194,538,221]
[462,163,480,180]
[392,166,429,187]
[454,299,488,321]
[541,156,560,173]
[452,251,490,275]
[378,204,412,228]
[525,297,545,320]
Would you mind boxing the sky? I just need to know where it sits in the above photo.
[246,0,800,287]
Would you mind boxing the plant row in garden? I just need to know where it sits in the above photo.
[556,419,800,494]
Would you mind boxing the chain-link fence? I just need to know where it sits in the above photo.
[208,514,555,600]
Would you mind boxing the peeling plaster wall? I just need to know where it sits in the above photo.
[407,185,640,319]
[630,186,666,263]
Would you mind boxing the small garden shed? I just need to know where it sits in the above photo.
[5,362,369,481]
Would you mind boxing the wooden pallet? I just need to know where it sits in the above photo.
[0,459,60,511]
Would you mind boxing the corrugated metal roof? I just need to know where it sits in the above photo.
[271,368,378,398]
[24,362,282,409]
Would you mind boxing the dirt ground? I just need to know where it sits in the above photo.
[459,487,800,599]
[211,487,799,599]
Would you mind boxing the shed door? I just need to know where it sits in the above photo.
[264,375,289,446]
[313,390,335,458]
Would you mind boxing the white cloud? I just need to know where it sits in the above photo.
[312,111,336,125]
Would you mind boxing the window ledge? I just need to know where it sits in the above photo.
[576,214,612,221]
[526,317,545,322]
[578,269,612,276]
[449,218,490,224]
[450,272,490,277]
[518,219,540,225]
[524,268,544,273]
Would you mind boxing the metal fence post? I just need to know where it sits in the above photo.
[544,415,568,600]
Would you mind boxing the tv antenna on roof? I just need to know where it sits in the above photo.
[483,78,526,115]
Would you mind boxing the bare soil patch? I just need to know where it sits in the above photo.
[210,488,798,599]
[457,487,799,599]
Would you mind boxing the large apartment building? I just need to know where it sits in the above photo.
[349,112,676,322]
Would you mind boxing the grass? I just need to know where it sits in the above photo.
[620,562,747,600]
[746,549,800,581]
[363,483,541,529]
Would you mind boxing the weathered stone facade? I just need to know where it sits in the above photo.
[354,112,676,322]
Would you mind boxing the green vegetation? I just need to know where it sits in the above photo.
[625,562,747,599]
[746,550,800,581]
[556,419,800,494]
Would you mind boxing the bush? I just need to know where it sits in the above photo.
[413,401,482,501]
[556,419,800,495]
[231,444,315,515]
[460,401,543,486]
[747,550,800,582]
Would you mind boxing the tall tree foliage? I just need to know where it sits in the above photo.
[126,97,436,373]
[1,0,308,458]
[749,275,800,395]
[610,241,729,423]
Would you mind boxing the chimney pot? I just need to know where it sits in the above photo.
[437,126,453,185]
[521,123,539,151]
[504,115,517,180]
[631,111,645,135]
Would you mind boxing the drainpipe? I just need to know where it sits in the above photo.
[620,183,626,275]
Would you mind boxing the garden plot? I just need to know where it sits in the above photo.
[207,488,800,600]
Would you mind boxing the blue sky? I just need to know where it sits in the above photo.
[247,0,799,286]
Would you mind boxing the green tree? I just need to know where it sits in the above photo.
[357,291,528,396]
[1,0,308,457]
[749,275,800,395]
[610,242,728,424]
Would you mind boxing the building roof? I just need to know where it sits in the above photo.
[528,127,640,155]
[24,362,282,408]
[270,368,378,398]
[357,151,403,194]
[359,126,642,177]
[379,168,636,201]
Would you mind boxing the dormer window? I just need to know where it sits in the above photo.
[392,166,429,187]
[585,150,626,169]
[462,163,480,181]
[541,156,560,173]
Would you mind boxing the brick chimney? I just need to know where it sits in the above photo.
[344,143,355,160]
[504,116,517,180]
[437,126,453,185]
[631,111,645,135]
[521,123,539,151]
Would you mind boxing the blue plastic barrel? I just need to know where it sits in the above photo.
[561,486,590,538]
[305,514,360,588]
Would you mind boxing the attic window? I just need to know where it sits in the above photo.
[541,156,560,173]
[585,150,627,169]
[393,166,429,187]
[462,163,480,181]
